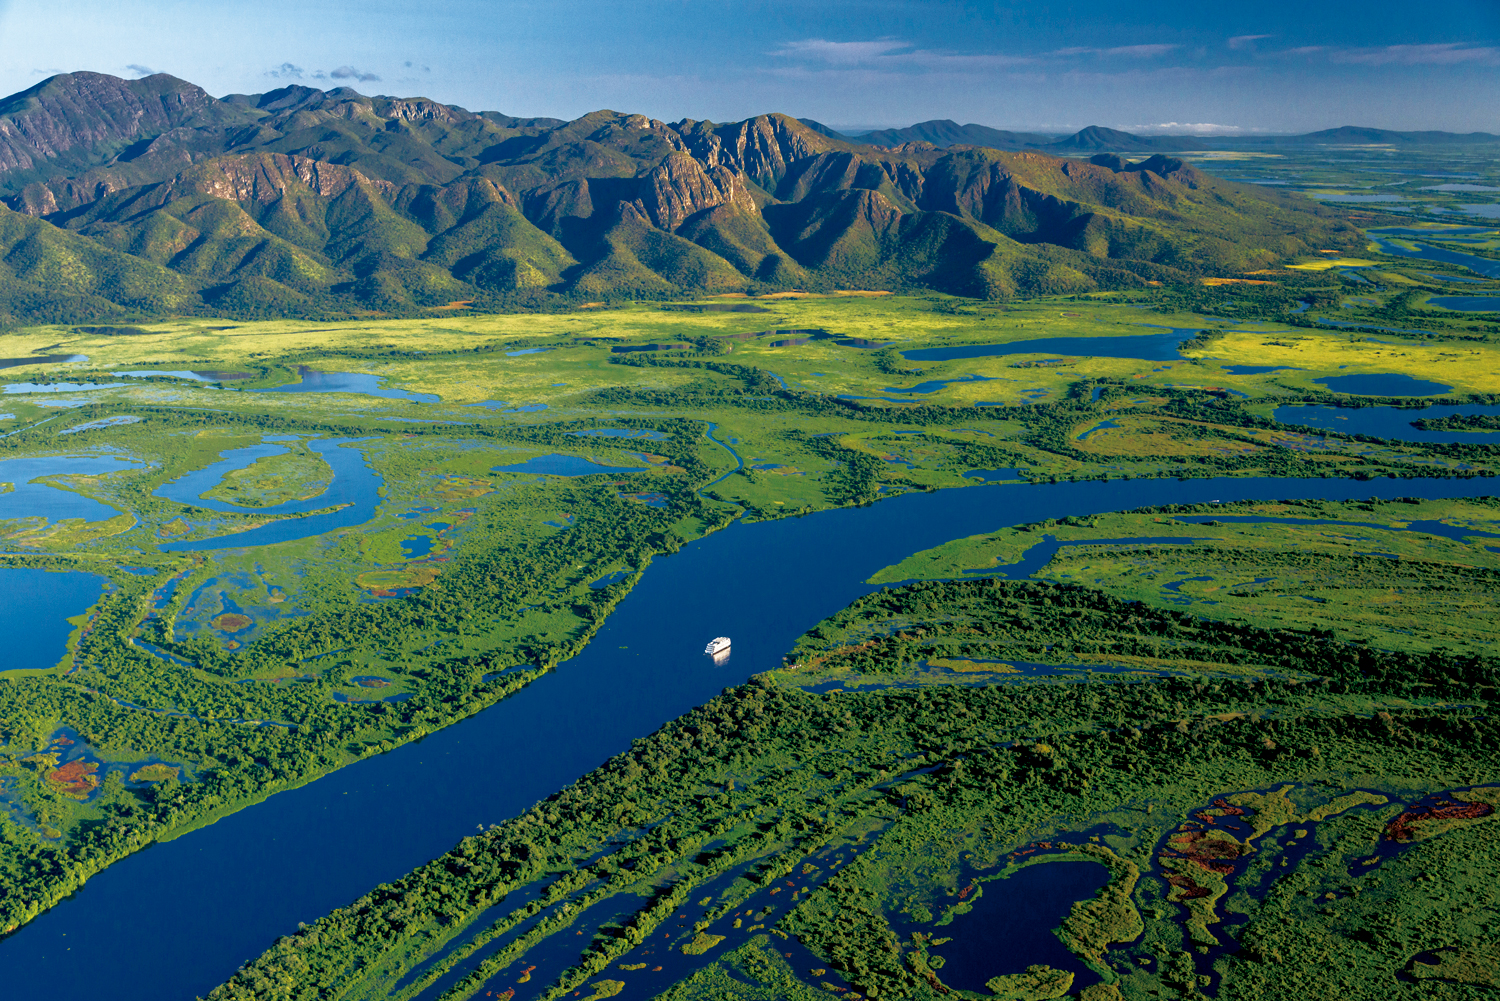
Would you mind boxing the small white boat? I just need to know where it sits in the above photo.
[705,636,731,656]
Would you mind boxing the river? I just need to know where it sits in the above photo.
[1,472,1497,998]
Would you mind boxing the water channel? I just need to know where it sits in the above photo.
[3,473,1499,998]
[158,438,383,552]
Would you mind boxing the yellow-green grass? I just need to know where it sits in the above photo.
[1181,329,1500,395]
[1286,258,1382,271]
[8,295,1486,412]
[0,296,1244,409]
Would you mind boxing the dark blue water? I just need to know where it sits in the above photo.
[401,536,436,559]
[963,468,1022,482]
[901,861,1110,993]
[588,569,632,589]
[1315,373,1452,396]
[6,474,1500,999]
[159,439,382,552]
[883,375,997,394]
[491,455,648,476]
[1077,419,1122,441]
[901,329,1198,363]
[1222,365,1304,375]
[1274,403,1500,443]
[253,369,439,404]
[0,455,140,523]
[1428,296,1500,311]
[0,567,110,671]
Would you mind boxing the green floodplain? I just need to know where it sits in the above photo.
[2,143,1500,1001]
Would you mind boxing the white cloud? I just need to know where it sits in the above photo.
[1227,34,1273,50]
[1133,122,1246,134]
[1330,43,1500,66]
[330,65,381,82]
[125,63,157,77]
[1050,44,1179,59]
[769,39,912,64]
[769,38,1179,73]
[266,62,303,79]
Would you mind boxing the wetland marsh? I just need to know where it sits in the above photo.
[2,262,1500,1001]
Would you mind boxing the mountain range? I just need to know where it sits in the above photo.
[845,121,1500,152]
[0,72,1364,324]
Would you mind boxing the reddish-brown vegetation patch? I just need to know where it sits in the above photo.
[1163,871,1212,899]
[1194,799,1247,825]
[48,760,100,798]
[1386,799,1494,841]
[1162,828,1247,875]
[212,613,253,632]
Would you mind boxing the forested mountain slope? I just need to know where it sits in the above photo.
[0,72,1359,322]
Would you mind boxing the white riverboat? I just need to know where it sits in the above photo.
[704,636,731,657]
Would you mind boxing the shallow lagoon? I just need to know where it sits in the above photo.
[254,368,439,403]
[9,473,1500,999]
[0,454,140,523]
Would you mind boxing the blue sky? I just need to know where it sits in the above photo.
[1,0,1497,132]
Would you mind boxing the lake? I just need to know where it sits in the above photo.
[5,473,1500,999]
[0,567,111,673]
[1314,373,1452,396]
[900,329,1200,363]
[0,454,140,523]
[1428,296,1500,311]
[1274,403,1500,444]
[895,860,1111,993]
